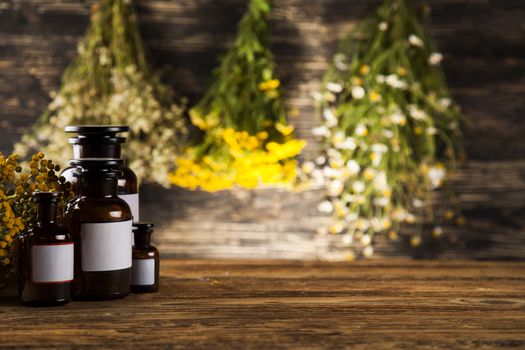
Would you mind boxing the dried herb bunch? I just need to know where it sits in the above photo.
[170,0,305,191]
[15,0,187,187]
[0,152,74,285]
[308,0,463,258]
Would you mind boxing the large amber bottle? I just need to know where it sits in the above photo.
[62,125,139,221]
[64,159,132,300]
[19,192,73,306]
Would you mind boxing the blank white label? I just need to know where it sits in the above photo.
[119,193,139,221]
[81,220,132,272]
[132,258,155,286]
[32,243,74,283]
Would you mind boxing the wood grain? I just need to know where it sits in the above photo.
[0,0,524,259]
[0,259,524,349]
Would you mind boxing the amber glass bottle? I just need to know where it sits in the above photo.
[19,192,73,306]
[64,159,132,300]
[62,125,139,221]
[131,222,159,293]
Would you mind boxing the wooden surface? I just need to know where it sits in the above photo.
[1,0,525,259]
[1,259,524,349]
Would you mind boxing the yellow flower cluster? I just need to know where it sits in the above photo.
[0,152,73,280]
[169,128,306,192]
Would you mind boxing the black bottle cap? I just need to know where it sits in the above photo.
[65,125,129,135]
[133,222,154,246]
[70,158,124,178]
[133,222,154,232]
[68,136,126,145]
[32,191,60,203]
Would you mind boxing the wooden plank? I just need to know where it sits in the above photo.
[0,260,524,349]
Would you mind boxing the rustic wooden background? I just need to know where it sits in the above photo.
[0,0,524,259]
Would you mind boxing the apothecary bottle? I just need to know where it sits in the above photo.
[64,159,132,300]
[61,125,139,221]
[19,192,73,306]
[131,222,159,293]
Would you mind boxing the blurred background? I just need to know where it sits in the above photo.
[0,0,524,260]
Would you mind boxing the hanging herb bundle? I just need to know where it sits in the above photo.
[14,0,187,187]
[169,0,305,192]
[0,152,74,286]
[307,0,463,257]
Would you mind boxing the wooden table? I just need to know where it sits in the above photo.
[1,259,524,349]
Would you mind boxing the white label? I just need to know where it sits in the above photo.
[132,258,155,286]
[119,193,139,221]
[81,220,132,272]
[32,243,74,284]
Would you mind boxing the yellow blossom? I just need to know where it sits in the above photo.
[258,79,280,91]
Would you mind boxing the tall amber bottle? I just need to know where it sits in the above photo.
[19,192,73,306]
[64,159,132,300]
[62,125,139,221]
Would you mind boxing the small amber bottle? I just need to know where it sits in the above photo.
[19,192,74,306]
[62,125,140,221]
[131,222,159,293]
[64,159,132,300]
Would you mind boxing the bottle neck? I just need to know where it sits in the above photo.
[134,232,152,247]
[36,202,58,225]
[73,143,121,159]
[78,177,118,197]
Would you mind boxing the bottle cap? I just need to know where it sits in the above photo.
[133,222,155,233]
[32,191,61,203]
[65,125,129,135]
[70,158,124,178]
[68,136,126,145]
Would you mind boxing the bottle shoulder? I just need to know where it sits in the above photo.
[65,196,132,222]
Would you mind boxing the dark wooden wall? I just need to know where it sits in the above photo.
[0,0,524,259]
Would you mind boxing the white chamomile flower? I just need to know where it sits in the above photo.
[323,166,341,179]
[439,97,452,108]
[315,155,326,165]
[355,124,368,137]
[426,126,437,135]
[328,180,344,196]
[352,180,365,193]
[382,129,394,138]
[345,211,358,222]
[363,246,374,257]
[373,197,389,207]
[408,34,424,47]
[311,91,323,102]
[301,161,315,174]
[361,234,372,246]
[376,74,386,84]
[317,200,334,214]
[390,111,407,125]
[337,137,357,150]
[428,52,443,65]
[342,234,353,245]
[372,171,389,192]
[413,198,424,208]
[346,159,361,175]
[312,125,331,137]
[428,165,446,189]
[351,86,366,99]
[334,53,348,71]
[408,105,427,120]
[372,143,388,154]
[323,108,338,127]
[386,74,407,89]
[378,21,388,31]
[326,82,343,93]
